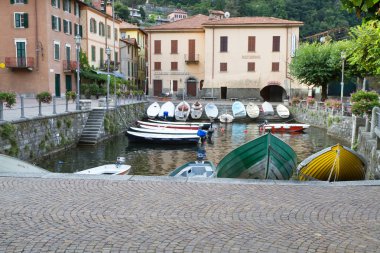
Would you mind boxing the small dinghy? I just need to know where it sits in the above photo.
[126,130,200,144]
[75,157,131,175]
[262,101,274,116]
[158,101,175,120]
[259,123,310,133]
[146,102,160,119]
[246,102,260,119]
[175,101,190,121]
[232,101,247,118]
[191,101,203,119]
[276,104,290,119]
[169,160,216,178]
[205,103,218,120]
[218,113,234,123]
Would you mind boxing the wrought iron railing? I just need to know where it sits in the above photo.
[63,60,78,72]
[184,54,199,63]
[5,57,34,68]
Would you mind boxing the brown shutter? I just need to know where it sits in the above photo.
[220,62,227,72]
[248,62,255,71]
[154,62,161,70]
[188,39,195,61]
[173,80,178,91]
[154,40,161,54]
[273,36,280,52]
[171,40,178,54]
[171,62,178,70]
[248,36,256,52]
[272,62,279,72]
[220,36,228,52]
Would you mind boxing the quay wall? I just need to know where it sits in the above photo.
[0,102,146,162]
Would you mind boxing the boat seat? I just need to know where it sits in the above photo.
[190,166,206,175]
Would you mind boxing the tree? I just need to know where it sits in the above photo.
[341,0,380,20]
[351,90,380,117]
[289,42,350,100]
[139,6,146,20]
[114,2,130,21]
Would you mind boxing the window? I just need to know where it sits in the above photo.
[273,36,280,52]
[91,45,96,61]
[90,18,97,33]
[114,52,118,63]
[11,0,28,4]
[63,20,72,35]
[171,40,178,54]
[154,62,161,70]
[51,16,61,31]
[99,22,105,36]
[154,40,161,54]
[54,41,60,60]
[14,13,28,28]
[51,0,59,8]
[248,36,256,52]
[220,36,228,52]
[74,23,82,36]
[100,48,104,67]
[272,62,280,72]
[74,2,79,17]
[171,62,178,71]
[248,62,255,72]
[63,0,71,13]
[114,28,118,40]
[107,25,111,39]
[173,80,178,91]
[220,62,227,72]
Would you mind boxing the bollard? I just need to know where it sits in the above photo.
[66,99,69,112]
[20,95,25,118]
[38,101,42,116]
[53,96,57,114]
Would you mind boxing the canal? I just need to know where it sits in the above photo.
[37,122,349,176]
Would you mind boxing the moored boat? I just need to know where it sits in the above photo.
[262,101,274,116]
[276,104,290,119]
[260,123,310,133]
[297,144,367,181]
[75,157,131,175]
[191,101,203,119]
[246,102,260,119]
[126,130,200,144]
[216,132,297,180]
[158,101,175,120]
[205,103,218,120]
[218,113,234,123]
[0,154,49,174]
[175,101,190,121]
[232,101,247,118]
[129,126,197,134]
[147,102,160,119]
[142,120,211,130]
[168,160,216,178]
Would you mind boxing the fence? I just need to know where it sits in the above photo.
[295,99,352,116]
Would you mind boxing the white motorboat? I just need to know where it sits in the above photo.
[168,160,216,178]
[146,102,160,119]
[262,101,274,116]
[175,101,190,121]
[75,157,131,175]
[158,101,175,120]
[191,101,203,119]
[126,130,200,143]
[232,101,247,118]
[218,113,234,123]
[147,119,211,127]
[0,154,49,174]
[276,104,290,118]
[246,102,260,119]
[129,126,197,134]
[205,103,218,120]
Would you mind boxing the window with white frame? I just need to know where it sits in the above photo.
[63,20,72,35]
[74,2,80,17]
[14,13,28,28]
[51,0,59,8]
[63,0,71,13]
[54,41,60,60]
[51,16,61,31]
[13,0,27,3]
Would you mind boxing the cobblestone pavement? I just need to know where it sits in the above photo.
[0,175,379,253]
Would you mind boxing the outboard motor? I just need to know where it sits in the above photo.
[163,111,168,119]
[197,128,207,143]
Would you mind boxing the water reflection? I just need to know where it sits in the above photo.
[37,122,349,175]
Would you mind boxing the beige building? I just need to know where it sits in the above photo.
[0,0,82,97]
[120,38,139,85]
[167,9,188,22]
[79,2,121,71]
[120,22,147,91]
[146,14,306,101]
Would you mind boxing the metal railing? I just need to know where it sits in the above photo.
[4,57,34,69]
[63,60,78,72]
[184,54,199,63]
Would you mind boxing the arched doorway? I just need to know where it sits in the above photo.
[260,84,287,102]
[186,77,197,97]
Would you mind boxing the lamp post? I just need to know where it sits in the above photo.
[75,35,81,110]
[340,51,346,116]
[105,47,111,110]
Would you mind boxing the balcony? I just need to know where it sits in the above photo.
[185,54,199,64]
[5,57,34,69]
[100,60,120,71]
[63,60,78,72]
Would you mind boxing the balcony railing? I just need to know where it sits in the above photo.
[100,60,120,71]
[63,60,78,72]
[5,57,34,69]
[184,54,199,64]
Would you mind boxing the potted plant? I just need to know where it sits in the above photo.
[306,97,315,108]
[291,97,301,106]
[65,91,77,102]
[0,92,16,108]
[36,91,52,104]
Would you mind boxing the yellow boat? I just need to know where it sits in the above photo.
[297,144,367,181]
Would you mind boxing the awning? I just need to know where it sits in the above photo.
[96,70,127,80]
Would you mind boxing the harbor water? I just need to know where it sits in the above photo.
[37,122,349,176]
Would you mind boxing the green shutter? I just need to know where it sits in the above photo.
[58,0,60,8]
[63,20,67,33]
[51,16,55,30]
[69,21,72,35]
[69,0,71,13]
[58,18,61,31]
[10,0,15,4]
[23,13,28,28]
[79,25,82,37]
[24,0,28,3]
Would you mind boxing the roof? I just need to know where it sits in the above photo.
[78,1,122,23]
[120,22,147,35]
[145,14,209,31]
[202,17,303,27]
[209,10,225,15]
[169,9,187,14]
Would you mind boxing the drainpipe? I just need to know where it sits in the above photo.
[35,0,39,71]
[211,27,214,97]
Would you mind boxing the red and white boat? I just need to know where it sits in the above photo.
[260,123,310,133]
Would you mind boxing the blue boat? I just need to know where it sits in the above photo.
[232,101,247,118]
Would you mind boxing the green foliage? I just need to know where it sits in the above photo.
[115,2,130,21]
[0,92,16,108]
[65,91,77,102]
[64,118,72,128]
[350,90,380,116]
[36,92,52,104]
[341,0,380,20]
[0,123,18,156]
[80,50,90,70]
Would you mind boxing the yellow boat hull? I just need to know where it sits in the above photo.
[297,144,367,181]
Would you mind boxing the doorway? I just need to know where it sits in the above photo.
[65,75,72,91]
[186,78,197,97]
[55,74,61,97]
[260,85,286,102]
[221,87,227,99]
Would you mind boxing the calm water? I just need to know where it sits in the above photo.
[37,122,349,176]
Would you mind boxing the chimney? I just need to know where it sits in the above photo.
[105,2,113,16]
[91,0,102,11]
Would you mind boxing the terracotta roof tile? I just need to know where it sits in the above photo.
[202,17,303,26]
[120,22,139,29]
[145,14,209,31]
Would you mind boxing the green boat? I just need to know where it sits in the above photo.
[216,132,297,180]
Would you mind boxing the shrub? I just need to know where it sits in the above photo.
[36,91,52,104]
[351,90,380,117]
[306,97,315,106]
[291,97,301,105]
[0,92,16,108]
[65,91,77,102]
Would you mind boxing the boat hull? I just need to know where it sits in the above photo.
[262,101,274,116]
[246,102,260,119]
[147,102,160,119]
[276,104,290,119]
[191,101,203,119]
[297,144,367,181]
[218,113,234,123]
[158,101,175,120]
[175,101,190,121]
[262,124,310,133]
[205,103,218,119]
[232,101,247,118]
[169,160,216,177]
[126,131,200,144]
[139,120,210,130]
[75,164,131,175]
[216,132,297,180]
